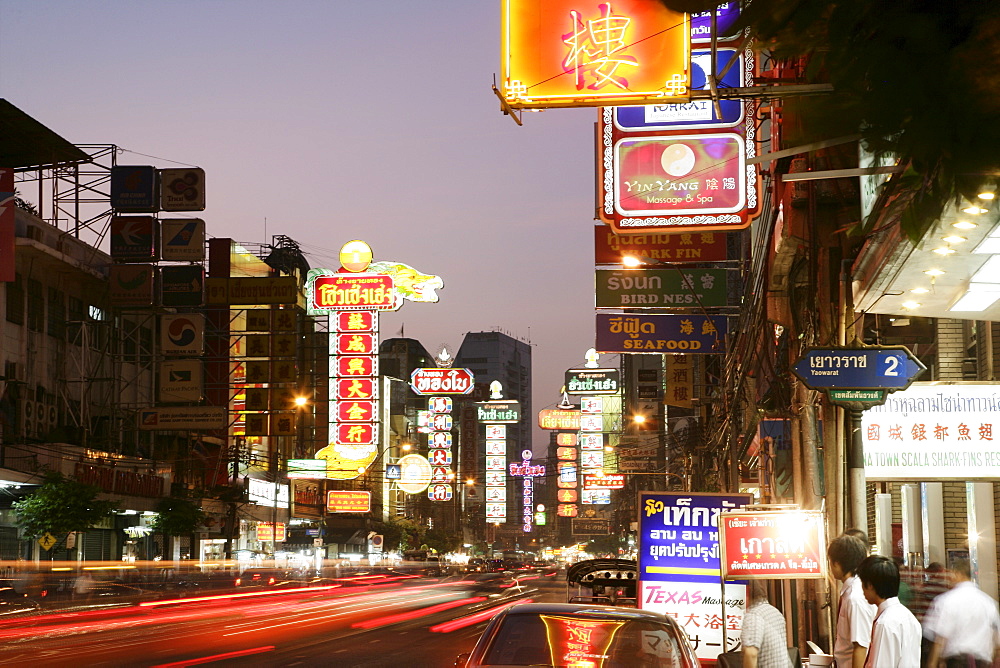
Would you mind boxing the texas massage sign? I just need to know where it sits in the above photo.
[307,240,443,480]
[501,0,690,109]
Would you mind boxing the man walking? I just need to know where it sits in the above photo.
[828,534,876,668]
[741,579,792,668]
[858,555,921,667]
[925,559,1000,668]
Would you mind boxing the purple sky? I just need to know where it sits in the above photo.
[0,1,615,446]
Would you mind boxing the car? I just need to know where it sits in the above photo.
[456,602,699,668]
[233,568,293,588]
[485,559,506,573]
[466,558,487,573]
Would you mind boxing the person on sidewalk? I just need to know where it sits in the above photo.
[828,534,877,668]
[858,555,921,668]
[925,559,1000,668]
[740,579,792,668]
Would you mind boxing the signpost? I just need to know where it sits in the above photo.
[792,346,925,392]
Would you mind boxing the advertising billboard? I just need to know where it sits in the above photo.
[500,0,690,110]
[327,491,372,513]
[638,492,751,661]
[410,368,475,395]
[594,225,730,264]
[595,268,731,308]
[596,313,727,354]
[719,510,827,579]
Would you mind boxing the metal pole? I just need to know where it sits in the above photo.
[848,410,867,530]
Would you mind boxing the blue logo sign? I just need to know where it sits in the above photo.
[690,3,741,43]
[110,165,158,212]
[615,49,743,130]
[792,347,926,390]
[386,464,401,480]
[596,313,728,354]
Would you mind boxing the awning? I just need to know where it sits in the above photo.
[0,99,91,171]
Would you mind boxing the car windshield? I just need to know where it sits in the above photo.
[482,612,692,668]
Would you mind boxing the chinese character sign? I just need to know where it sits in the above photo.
[638,492,750,661]
[427,396,454,501]
[597,313,727,353]
[501,0,690,110]
[485,424,507,523]
[862,383,1000,479]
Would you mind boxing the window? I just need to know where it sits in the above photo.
[26,279,44,332]
[67,297,84,345]
[47,287,65,339]
[5,273,23,325]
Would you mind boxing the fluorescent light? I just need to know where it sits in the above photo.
[924,269,946,276]
[950,290,1000,312]
[953,221,977,230]
[910,287,929,294]
[971,255,1000,283]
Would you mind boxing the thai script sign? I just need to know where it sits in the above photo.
[206,276,299,305]
[477,401,521,423]
[138,406,225,431]
[500,0,690,110]
[310,274,396,311]
[410,368,475,395]
[256,522,286,542]
[75,463,165,497]
[538,409,581,430]
[595,268,730,308]
[571,518,610,535]
[565,368,621,394]
[327,490,371,513]
[638,491,750,661]
[583,473,625,489]
[594,225,729,264]
[720,511,826,579]
[596,313,727,353]
[690,2,741,42]
[862,382,1000,480]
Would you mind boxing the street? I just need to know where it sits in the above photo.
[0,571,564,667]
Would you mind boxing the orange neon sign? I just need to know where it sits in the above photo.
[501,0,689,109]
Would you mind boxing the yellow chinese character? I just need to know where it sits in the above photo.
[702,320,717,335]
[346,313,367,330]
[679,319,694,335]
[345,425,367,443]
[345,335,367,353]
[345,380,370,398]
[562,3,637,91]
[345,402,368,420]
[346,358,368,375]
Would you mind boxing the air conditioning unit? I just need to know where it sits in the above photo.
[3,361,23,382]
[20,400,37,438]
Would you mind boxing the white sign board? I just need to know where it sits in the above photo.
[248,478,289,508]
[862,383,1000,479]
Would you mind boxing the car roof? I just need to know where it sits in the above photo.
[497,602,669,621]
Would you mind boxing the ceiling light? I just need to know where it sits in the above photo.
[910,287,929,294]
[978,191,996,201]
[901,301,921,309]
[971,255,1000,283]
[963,206,989,214]
[942,235,966,244]
[932,247,956,255]
[924,269,946,276]
[950,289,1000,312]
[953,221,977,230]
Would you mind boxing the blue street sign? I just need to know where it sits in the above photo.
[792,347,926,391]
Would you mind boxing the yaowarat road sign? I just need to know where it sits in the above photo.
[792,346,926,391]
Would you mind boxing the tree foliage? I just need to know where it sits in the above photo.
[423,527,463,555]
[373,517,425,552]
[148,496,206,537]
[656,0,1000,240]
[12,472,119,538]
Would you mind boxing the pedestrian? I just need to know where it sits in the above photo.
[73,569,95,601]
[857,555,921,667]
[924,559,1000,668]
[844,528,871,555]
[828,534,877,668]
[740,579,792,668]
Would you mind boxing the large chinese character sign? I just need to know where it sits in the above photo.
[308,241,443,480]
[501,0,690,109]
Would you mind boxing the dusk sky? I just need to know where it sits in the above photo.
[0,1,615,445]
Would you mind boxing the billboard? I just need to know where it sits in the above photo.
[594,224,730,264]
[160,266,205,307]
[565,368,621,394]
[206,276,299,305]
[862,383,1000,480]
[161,314,205,356]
[160,219,206,261]
[110,166,158,212]
[410,368,475,395]
[719,510,827,579]
[111,216,158,262]
[638,492,750,661]
[159,168,205,211]
[596,313,727,354]
[595,268,731,308]
[309,273,396,312]
[327,491,372,513]
[500,0,690,110]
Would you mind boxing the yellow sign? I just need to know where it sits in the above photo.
[501,0,690,109]
[205,276,299,305]
[38,532,57,551]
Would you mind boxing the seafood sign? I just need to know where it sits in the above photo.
[719,510,826,579]
[596,313,728,353]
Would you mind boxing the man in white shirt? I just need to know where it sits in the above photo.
[828,534,877,668]
[925,559,1000,668]
[858,555,921,668]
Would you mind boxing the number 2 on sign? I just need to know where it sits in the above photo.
[883,356,899,376]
